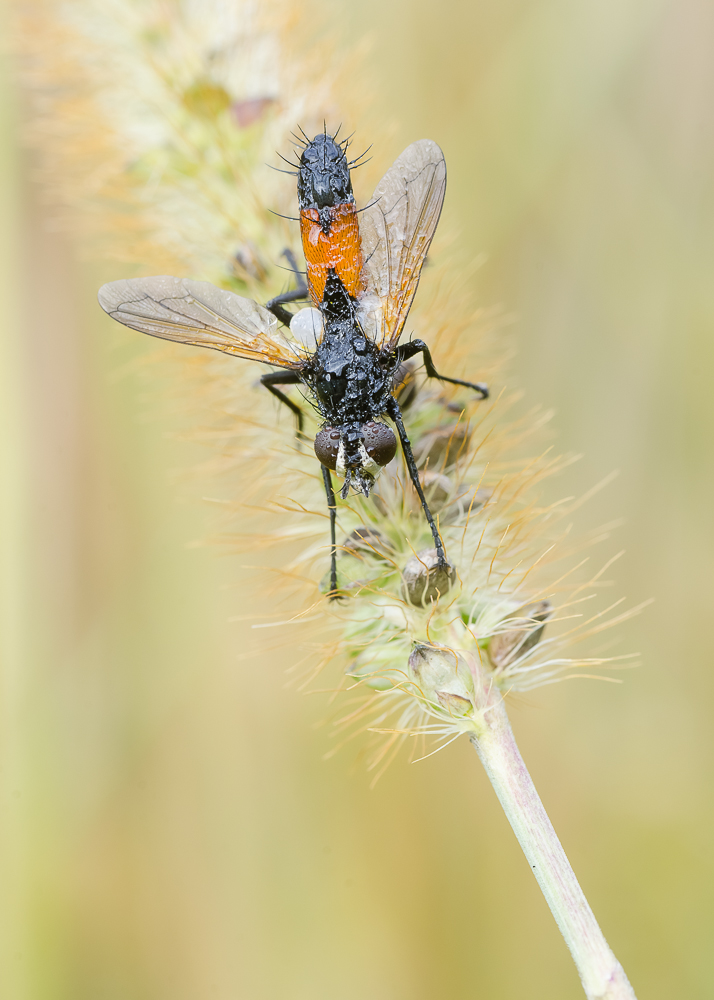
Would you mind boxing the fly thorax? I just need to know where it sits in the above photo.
[315,368,348,404]
[297,134,353,213]
[319,273,356,323]
[314,328,356,404]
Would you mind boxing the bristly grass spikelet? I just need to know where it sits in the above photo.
[12,2,641,996]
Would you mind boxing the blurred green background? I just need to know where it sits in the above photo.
[2,0,713,997]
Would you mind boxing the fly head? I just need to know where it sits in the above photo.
[314,420,397,500]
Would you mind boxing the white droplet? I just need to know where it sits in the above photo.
[356,294,383,342]
[289,308,323,352]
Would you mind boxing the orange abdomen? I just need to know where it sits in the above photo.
[300,203,363,306]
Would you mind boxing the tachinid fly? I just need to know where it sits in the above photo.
[98,129,488,597]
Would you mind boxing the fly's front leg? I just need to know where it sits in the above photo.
[321,464,340,599]
[265,249,309,326]
[260,369,304,434]
[386,396,447,567]
[396,339,489,398]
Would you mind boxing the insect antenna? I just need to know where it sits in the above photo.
[349,145,373,167]
[355,199,379,215]
[355,471,372,497]
[275,259,307,278]
[267,164,298,176]
[268,208,300,222]
[276,151,301,169]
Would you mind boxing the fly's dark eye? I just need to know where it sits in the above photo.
[362,421,397,467]
[314,427,340,470]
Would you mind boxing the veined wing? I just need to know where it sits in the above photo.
[358,140,446,351]
[98,276,305,369]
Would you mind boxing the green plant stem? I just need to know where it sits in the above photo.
[469,701,636,1000]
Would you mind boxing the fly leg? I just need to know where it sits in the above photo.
[265,249,309,326]
[386,396,447,566]
[321,464,339,598]
[260,369,304,434]
[396,340,489,398]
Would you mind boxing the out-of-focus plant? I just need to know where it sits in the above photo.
[13,1,642,996]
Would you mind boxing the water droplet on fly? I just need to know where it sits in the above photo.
[290,307,323,352]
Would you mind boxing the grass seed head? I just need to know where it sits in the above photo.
[13,0,640,776]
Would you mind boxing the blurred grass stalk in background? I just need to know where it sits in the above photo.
[6,0,697,997]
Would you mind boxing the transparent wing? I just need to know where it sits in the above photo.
[358,140,447,351]
[98,275,305,368]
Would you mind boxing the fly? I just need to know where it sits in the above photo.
[98,129,489,598]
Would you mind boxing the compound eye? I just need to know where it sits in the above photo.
[362,421,397,467]
[314,427,340,470]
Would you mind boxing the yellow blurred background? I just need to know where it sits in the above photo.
[2,0,713,997]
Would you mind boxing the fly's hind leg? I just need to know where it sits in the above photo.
[396,339,489,398]
[260,369,305,435]
[265,249,309,326]
[321,464,340,599]
[386,396,447,567]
